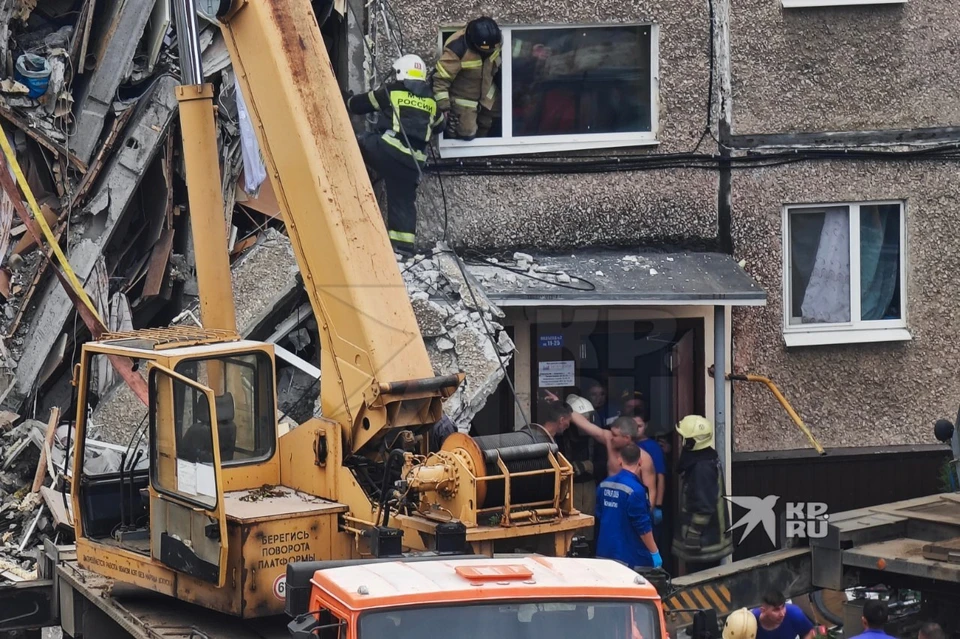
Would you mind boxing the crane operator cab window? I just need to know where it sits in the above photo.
[173,352,275,466]
[76,350,275,553]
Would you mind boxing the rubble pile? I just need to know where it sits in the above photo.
[0,0,514,583]
[402,245,514,432]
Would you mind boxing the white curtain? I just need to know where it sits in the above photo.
[801,208,850,324]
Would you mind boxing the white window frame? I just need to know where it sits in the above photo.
[782,0,905,8]
[437,23,660,159]
[781,200,909,348]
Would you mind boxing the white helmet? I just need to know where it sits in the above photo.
[723,609,758,639]
[393,54,427,81]
[565,394,595,417]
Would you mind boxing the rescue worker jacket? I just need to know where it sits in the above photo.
[595,469,654,569]
[672,448,733,562]
[347,79,442,164]
[433,28,502,112]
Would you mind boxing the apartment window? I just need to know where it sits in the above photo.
[782,0,906,8]
[438,24,658,158]
[783,201,908,347]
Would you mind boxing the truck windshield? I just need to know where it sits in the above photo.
[358,600,658,639]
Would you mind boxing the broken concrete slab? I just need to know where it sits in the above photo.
[70,0,157,163]
[3,75,179,411]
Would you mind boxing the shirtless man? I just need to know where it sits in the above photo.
[569,412,658,508]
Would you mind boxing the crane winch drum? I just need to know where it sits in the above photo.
[404,425,577,528]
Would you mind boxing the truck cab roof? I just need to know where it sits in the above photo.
[311,556,660,611]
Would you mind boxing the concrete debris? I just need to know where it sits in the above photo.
[402,247,514,431]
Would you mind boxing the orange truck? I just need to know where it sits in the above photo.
[284,556,667,639]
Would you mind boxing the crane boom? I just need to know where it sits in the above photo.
[217,0,446,451]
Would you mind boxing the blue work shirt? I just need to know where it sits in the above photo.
[638,438,666,475]
[751,605,815,639]
[852,629,897,639]
[595,469,654,568]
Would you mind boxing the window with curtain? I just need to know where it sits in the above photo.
[784,201,906,345]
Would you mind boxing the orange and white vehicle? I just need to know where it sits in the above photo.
[285,556,666,639]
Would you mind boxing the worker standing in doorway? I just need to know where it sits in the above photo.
[433,17,502,140]
[672,415,733,570]
[346,54,443,256]
[595,443,662,569]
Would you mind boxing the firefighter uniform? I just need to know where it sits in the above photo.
[347,70,442,254]
[433,28,502,140]
[673,416,734,567]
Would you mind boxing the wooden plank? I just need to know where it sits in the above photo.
[0,166,13,268]
[77,0,96,75]
[11,202,57,255]
[0,106,86,172]
[31,407,59,492]
[230,234,258,256]
[163,130,174,227]
[40,484,72,529]
[141,228,174,298]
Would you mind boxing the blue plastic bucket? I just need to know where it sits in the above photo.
[15,54,51,99]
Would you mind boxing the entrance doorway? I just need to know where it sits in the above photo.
[530,313,705,574]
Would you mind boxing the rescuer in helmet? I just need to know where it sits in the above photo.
[673,415,733,569]
[724,608,759,639]
[346,54,444,256]
[432,17,503,140]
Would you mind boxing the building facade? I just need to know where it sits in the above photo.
[337,0,959,552]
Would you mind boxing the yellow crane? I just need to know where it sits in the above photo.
[67,0,591,619]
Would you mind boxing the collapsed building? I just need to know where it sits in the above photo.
[0,0,513,579]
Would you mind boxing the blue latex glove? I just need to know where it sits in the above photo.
[653,507,663,525]
[651,551,663,568]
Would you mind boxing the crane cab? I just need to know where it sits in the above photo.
[71,327,347,617]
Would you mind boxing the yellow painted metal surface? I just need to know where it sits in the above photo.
[220,0,439,452]
[75,539,177,597]
[148,362,230,588]
[240,511,342,617]
[176,84,238,334]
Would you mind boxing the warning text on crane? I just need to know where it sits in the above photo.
[257,530,315,570]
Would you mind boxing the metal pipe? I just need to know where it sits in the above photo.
[173,0,204,85]
[726,373,826,455]
[379,373,464,397]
